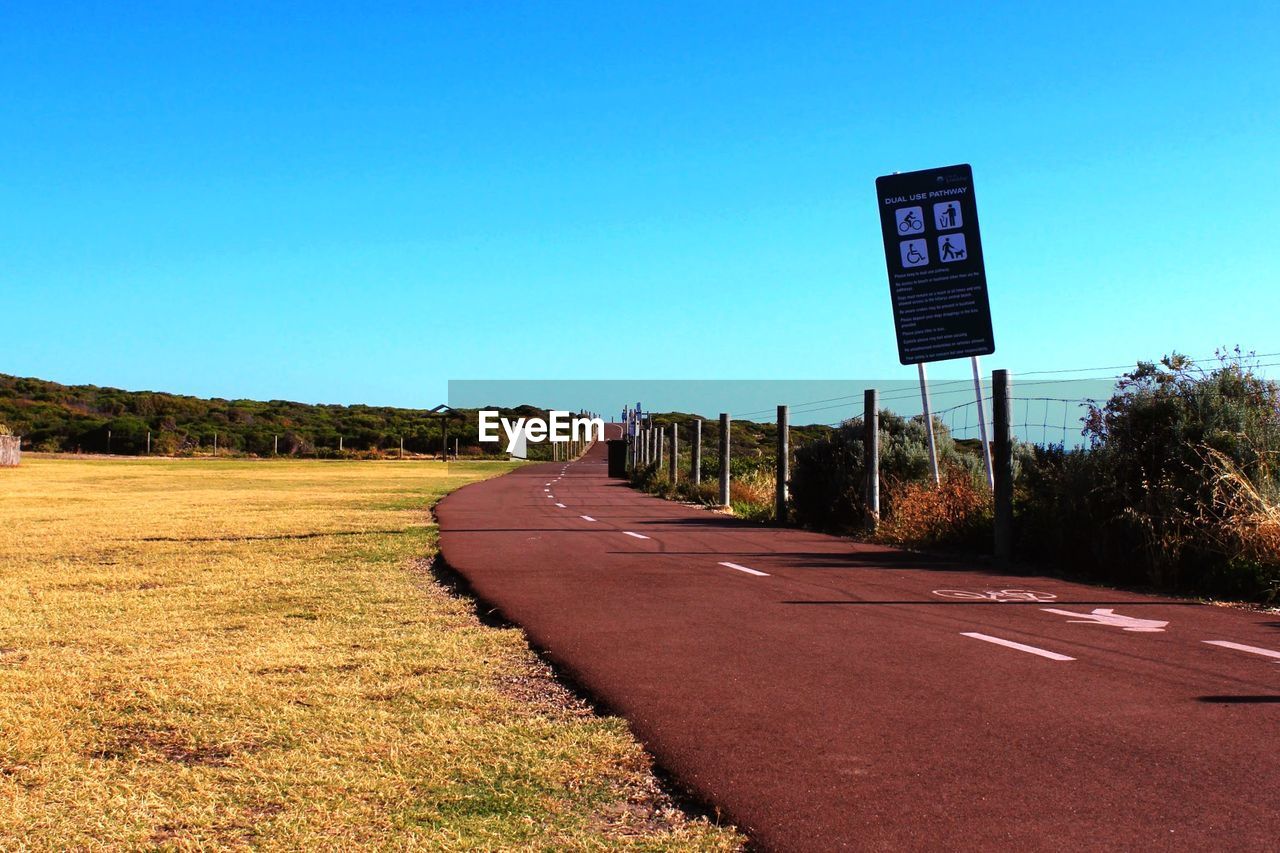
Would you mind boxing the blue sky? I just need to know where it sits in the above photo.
[3,2,1277,407]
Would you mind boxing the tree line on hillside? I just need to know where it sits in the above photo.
[0,374,544,458]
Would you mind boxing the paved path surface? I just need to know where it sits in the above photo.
[437,431,1280,851]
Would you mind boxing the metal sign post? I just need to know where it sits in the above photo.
[971,355,994,490]
[917,363,940,485]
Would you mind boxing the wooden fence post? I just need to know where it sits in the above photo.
[718,413,731,507]
[669,422,678,483]
[993,369,1014,567]
[864,389,880,529]
[775,405,789,523]
[691,418,702,484]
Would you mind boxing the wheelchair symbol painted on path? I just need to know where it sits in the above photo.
[1041,608,1169,632]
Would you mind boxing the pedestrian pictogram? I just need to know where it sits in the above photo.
[895,206,925,235]
[938,233,967,262]
[900,238,929,268]
[934,201,962,230]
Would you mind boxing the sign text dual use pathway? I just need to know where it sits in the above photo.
[875,164,994,364]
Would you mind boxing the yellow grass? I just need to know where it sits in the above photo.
[0,458,741,850]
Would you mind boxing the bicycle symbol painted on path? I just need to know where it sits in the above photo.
[932,588,1059,602]
[895,206,925,235]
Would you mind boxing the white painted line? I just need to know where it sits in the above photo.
[1204,640,1280,660]
[580,515,596,522]
[718,561,769,577]
[622,531,650,540]
[555,502,566,508]
[961,632,1075,661]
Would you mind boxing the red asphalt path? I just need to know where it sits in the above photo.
[436,430,1280,851]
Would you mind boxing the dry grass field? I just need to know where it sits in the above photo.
[0,457,741,851]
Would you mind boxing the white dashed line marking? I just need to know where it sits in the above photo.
[555,502,566,508]
[961,633,1075,661]
[622,531,650,540]
[1204,640,1280,660]
[580,515,596,522]
[718,561,769,577]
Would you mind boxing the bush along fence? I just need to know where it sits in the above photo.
[620,352,1280,602]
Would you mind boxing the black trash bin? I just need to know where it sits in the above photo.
[606,439,628,478]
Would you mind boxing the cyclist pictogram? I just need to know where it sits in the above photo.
[895,206,925,235]
[938,233,967,262]
[934,201,962,230]
[900,238,929,268]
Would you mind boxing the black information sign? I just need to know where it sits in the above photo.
[875,163,994,365]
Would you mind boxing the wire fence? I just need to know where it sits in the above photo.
[744,352,1280,449]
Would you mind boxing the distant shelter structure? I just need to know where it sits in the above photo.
[0,431,19,467]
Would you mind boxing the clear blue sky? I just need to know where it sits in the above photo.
[3,2,1277,407]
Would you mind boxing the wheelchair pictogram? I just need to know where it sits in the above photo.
[900,238,929,268]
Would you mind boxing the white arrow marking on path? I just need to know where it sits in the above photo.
[1041,608,1168,632]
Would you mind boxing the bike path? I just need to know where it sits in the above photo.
[436,433,1280,851]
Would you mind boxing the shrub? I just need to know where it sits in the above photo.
[729,467,775,521]
[789,411,980,533]
[790,421,866,532]
[1013,445,1142,582]
[1015,350,1280,599]
[1082,350,1280,594]
[878,466,992,551]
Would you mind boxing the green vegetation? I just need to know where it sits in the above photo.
[0,457,742,849]
[790,411,988,536]
[0,373,558,459]
[633,353,1280,602]
[628,414,834,522]
[1017,351,1280,600]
